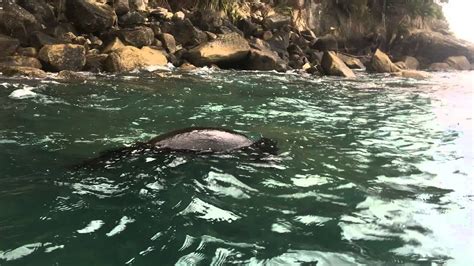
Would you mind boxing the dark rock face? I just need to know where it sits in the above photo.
[17,0,56,27]
[314,34,338,52]
[38,44,86,71]
[186,33,250,67]
[159,33,177,54]
[161,19,207,48]
[0,34,20,57]
[245,38,287,72]
[65,0,116,34]
[118,26,155,47]
[114,0,130,16]
[0,1,41,43]
[394,31,474,64]
[118,11,146,27]
[321,51,356,78]
[29,31,59,49]
[85,53,109,72]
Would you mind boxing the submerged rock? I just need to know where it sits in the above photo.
[400,70,431,79]
[396,56,420,70]
[369,49,401,73]
[0,66,47,78]
[321,51,356,78]
[429,62,454,71]
[105,46,167,72]
[39,44,86,71]
[187,33,250,67]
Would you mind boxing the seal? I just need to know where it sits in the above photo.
[76,127,278,168]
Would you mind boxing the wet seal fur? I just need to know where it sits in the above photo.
[76,127,278,168]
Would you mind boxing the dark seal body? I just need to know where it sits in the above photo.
[76,127,278,168]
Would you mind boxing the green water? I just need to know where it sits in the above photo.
[0,69,473,265]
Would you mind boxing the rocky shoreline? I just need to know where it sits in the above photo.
[1,0,473,81]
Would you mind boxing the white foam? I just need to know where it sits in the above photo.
[9,85,38,99]
[77,220,104,234]
[179,198,240,223]
[106,216,135,237]
[0,243,42,261]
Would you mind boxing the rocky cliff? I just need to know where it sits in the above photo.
[0,0,472,79]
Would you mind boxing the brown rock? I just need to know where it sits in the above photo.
[444,56,470,70]
[321,51,355,78]
[105,46,168,72]
[262,31,273,41]
[39,44,86,71]
[56,70,88,82]
[85,53,108,72]
[0,56,42,69]
[114,0,130,16]
[159,33,177,54]
[102,38,126,53]
[370,49,401,73]
[263,14,291,30]
[0,34,20,57]
[179,62,197,71]
[0,66,47,78]
[187,33,250,67]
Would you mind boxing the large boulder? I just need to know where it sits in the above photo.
[369,49,401,73]
[263,14,291,30]
[113,0,130,16]
[85,53,108,72]
[244,38,287,72]
[0,34,20,57]
[0,66,47,78]
[444,56,470,70]
[17,0,56,27]
[102,37,126,53]
[118,26,155,48]
[187,33,250,67]
[0,56,42,69]
[314,34,338,52]
[393,31,474,64]
[159,33,177,54]
[0,1,41,43]
[161,19,207,47]
[65,0,116,33]
[397,56,419,70]
[104,46,168,72]
[38,44,86,71]
[321,51,356,78]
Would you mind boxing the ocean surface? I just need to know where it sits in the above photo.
[0,69,473,265]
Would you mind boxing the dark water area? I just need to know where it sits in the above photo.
[0,69,473,265]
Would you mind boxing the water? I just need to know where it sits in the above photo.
[0,69,473,265]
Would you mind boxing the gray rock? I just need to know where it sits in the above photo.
[29,31,59,49]
[429,62,454,71]
[0,34,20,57]
[85,53,108,72]
[17,0,55,27]
[244,38,287,72]
[114,0,130,16]
[16,47,37,57]
[337,53,365,69]
[369,49,401,73]
[159,33,176,54]
[118,26,155,48]
[161,19,207,48]
[118,11,146,27]
[444,56,470,70]
[263,14,291,30]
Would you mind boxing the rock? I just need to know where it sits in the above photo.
[52,23,78,39]
[56,70,88,82]
[118,26,155,48]
[400,70,431,79]
[398,56,419,70]
[39,44,86,71]
[369,49,401,73]
[263,14,291,30]
[179,62,197,71]
[102,37,126,53]
[16,47,37,57]
[161,19,207,48]
[395,61,408,70]
[444,56,470,70]
[114,0,130,16]
[1,1,41,43]
[314,34,338,52]
[262,31,273,41]
[65,0,116,33]
[237,18,258,37]
[0,34,20,57]
[129,0,148,12]
[0,66,47,78]
[118,11,146,27]
[17,0,55,27]
[104,46,167,72]
[244,38,287,72]
[337,53,365,69]
[173,11,185,21]
[429,62,454,71]
[85,53,108,72]
[187,33,250,67]
[267,29,291,58]
[321,51,355,78]
[159,33,176,54]
[0,56,42,69]
[394,31,474,64]
[29,31,59,49]
[150,7,173,21]
[205,32,218,40]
